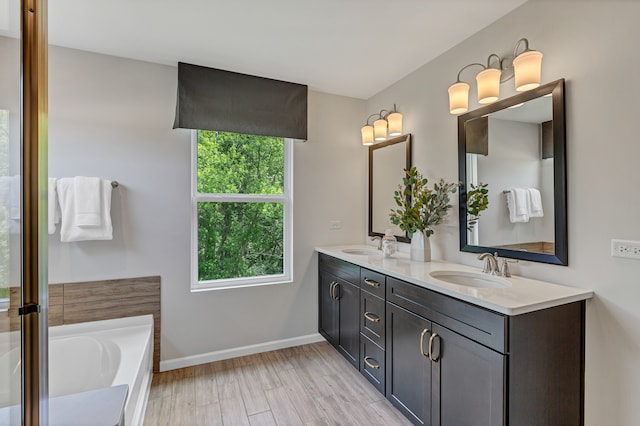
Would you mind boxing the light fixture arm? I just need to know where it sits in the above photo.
[364,112,381,126]
[513,37,531,57]
[364,103,400,125]
[455,62,486,83]
[455,38,534,86]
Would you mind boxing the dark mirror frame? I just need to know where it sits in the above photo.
[458,78,567,265]
[369,133,412,243]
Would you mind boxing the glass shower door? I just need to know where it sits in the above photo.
[0,0,25,420]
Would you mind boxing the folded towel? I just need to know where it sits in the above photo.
[506,188,529,223]
[57,178,113,242]
[73,176,102,227]
[527,188,544,218]
[48,178,60,234]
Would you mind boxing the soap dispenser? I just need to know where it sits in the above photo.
[382,229,397,258]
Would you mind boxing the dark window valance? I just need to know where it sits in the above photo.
[173,62,308,140]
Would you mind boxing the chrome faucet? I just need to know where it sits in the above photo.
[478,252,499,275]
[370,236,383,250]
[478,252,516,277]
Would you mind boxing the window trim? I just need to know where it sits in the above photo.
[190,130,293,291]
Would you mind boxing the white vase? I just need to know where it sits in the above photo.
[410,230,431,262]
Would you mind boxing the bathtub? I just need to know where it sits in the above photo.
[0,314,153,426]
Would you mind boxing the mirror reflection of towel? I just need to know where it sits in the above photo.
[528,188,544,218]
[506,188,529,223]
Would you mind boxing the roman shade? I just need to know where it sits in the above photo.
[173,62,308,140]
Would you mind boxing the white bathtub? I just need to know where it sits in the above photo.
[0,315,153,426]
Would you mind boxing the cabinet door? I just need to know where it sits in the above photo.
[386,303,432,425]
[319,272,339,345]
[336,280,360,368]
[430,323,505,426]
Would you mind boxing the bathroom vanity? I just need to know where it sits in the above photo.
[317,246,592,426]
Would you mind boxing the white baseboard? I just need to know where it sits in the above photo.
[159,333,326,372]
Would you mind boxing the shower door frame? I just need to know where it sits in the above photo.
[20,0,49,424]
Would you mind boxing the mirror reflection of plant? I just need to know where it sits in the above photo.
[389,167,458,238]
[466,182,489,231]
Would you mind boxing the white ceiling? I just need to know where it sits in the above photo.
[3,0,528,99]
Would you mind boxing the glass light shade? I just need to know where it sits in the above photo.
[448,82,470,115]
[361,125,374,146]
[374,118,387,141]
[387,112,403,136]
[476,68,501,104]
[513,50,543,91]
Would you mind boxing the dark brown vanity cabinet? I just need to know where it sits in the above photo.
[386,276,585,426]
[318,254,360,368]
[386,300,505,425]
[318,253,585,426]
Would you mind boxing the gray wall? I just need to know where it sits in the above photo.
[42,45,367,363]
[366,1,640,424]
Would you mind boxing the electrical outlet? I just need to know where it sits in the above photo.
[611,239,640,260]
[329,220,342,230]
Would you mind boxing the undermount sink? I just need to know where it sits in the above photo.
[341,248,381,256]
[429,270,511,289]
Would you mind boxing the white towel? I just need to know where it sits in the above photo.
[506,188,529,223]
[527,188,544,218]
[57,178,113,242]
[48,178,61,234]
[73,176,102,227]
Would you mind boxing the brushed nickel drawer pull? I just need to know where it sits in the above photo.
[364,278,381,288]
[332,282,340,300]
[419,328,430,357]
[428,332,440,362]
[364,311,381,323]
[330,281,339,300]
[364,356,380,369]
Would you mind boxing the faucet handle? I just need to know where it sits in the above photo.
[498,256,518,278]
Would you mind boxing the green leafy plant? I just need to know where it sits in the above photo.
[466,182,489,231]
[389,167,458,238]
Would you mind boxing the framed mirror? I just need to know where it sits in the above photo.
[458,79,567,265]
[369,134,412,243]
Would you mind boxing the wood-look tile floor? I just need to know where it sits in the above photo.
[144,341,412,425]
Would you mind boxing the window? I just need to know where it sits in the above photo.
[191,130,292,290]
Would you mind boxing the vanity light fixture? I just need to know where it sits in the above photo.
[360,104,403,145]
[448,38,543,115]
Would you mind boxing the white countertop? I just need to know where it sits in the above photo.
[316,245,593,316]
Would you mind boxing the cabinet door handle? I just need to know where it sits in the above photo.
[364,356,380,369]
[419,328,430,357]
[332,282,340,300]
[428,332,440,362]
[363,278,381,288]
[364,312,380,323]
[329,281,337,300]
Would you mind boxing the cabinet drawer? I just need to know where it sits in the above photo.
[319,253,360,284]
[360,291,385,348]
[360,334,385,394]
[360,268,386,298]
[386,277,507,353]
